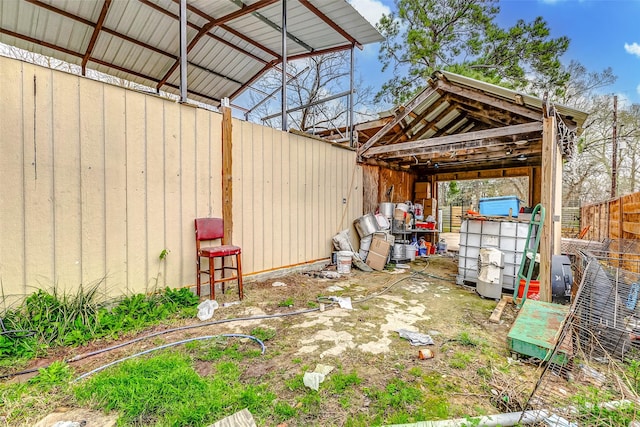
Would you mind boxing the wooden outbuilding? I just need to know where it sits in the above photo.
[351,71,589,301]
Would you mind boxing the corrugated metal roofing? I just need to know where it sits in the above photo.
[0,0,383,106]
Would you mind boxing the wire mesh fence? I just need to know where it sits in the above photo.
[520,243,640,426]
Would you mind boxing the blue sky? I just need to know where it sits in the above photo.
[350,0,640,107]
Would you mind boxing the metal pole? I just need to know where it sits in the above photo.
[349,44,355,147]
[261,90,352,121]
[281,0,288,131]
[611,95,618,198]
[179,0,187,102]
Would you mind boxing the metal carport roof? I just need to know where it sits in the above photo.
[0,0,383,106]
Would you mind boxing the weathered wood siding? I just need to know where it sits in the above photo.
[362,165,415,214]
[0,57,362,303]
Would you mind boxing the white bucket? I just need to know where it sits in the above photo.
[375,214,390,230]
[360,234,373,251]
[396,202,409,212]
[337,251,353,274]
[405,244,416,261]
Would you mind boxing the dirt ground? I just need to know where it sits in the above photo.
[23,254,545,426]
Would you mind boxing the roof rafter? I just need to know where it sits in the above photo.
[298,0,362,49]
[156,0,279,91]
[366,122,544,159]
[436,78,542,121]
[358,84,439,155]
[81,0,111,74]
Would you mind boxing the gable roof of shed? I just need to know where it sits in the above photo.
[356,71,588,175]
[0,0,383,106]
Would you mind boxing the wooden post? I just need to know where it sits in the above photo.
[529,166,542,206]
[539,113,561,302]
[221,102,233,245]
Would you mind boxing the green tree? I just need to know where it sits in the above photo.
[376,0,570,103]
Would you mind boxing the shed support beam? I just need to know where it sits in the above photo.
[221,100,233,244]
[539,114,561,303]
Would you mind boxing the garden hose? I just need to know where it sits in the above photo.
[73,333,265,382]
[0,308,321,380]
[0,317,35,338]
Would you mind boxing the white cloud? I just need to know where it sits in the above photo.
[625,42,640,58]
[637,84,640,97]
[348,0,391,26]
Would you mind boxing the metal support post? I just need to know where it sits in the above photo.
[179,0,187,102]
[349,44,355,147]
[281,0,288,131]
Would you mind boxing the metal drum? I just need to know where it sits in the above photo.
[379,202,394,219]
[353,213,380,237]
[392,243,406,260]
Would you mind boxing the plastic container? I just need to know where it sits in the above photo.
[360,234,373,251]
[457,218,530,290]
[477,248,504,299]
[375,214,390,230]
[479,196,521,217]
[337,251,353,274]
[518,279,540,299]
[405,244,416,261]
[414,203,424,220]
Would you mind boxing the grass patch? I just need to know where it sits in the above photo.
[75,352,286,426]
[456,331,482,347]
[356,377,449,425]
[278,297,294,307]
[0,285,198,361]
[572,386,638,426]
[449,351,473,369]
[250,327,277,342]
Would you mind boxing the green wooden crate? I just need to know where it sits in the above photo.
[508,299,570,365]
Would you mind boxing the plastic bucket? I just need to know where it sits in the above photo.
[337,251,353,274]
[375,214,390,230]
[405,244,416,261]
[518,279,540,298]
[360,234,373,251]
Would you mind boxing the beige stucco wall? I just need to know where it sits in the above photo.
[0,56,363,303]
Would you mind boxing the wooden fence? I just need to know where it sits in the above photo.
[581,192,640,273]
[581,192,640,241]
